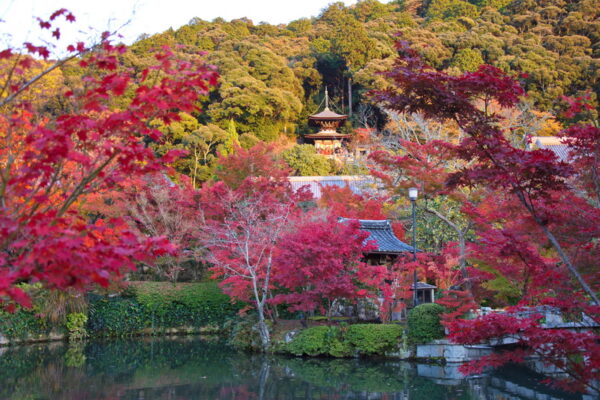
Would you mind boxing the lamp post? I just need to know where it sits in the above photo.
[408,187,418,307]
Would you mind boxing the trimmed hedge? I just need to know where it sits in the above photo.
[283,324,404,357]
[285,326,351,357]
[133,281,238,327]
[87,296,146,336]
[407,303,446,344]
[345,324,404,355]
[87,281,241,336]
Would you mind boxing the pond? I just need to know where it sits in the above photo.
[0,336,585,399]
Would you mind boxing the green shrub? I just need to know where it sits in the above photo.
[2,282,242,339]
[407,303,446,344]
[65,312,88,340]
[0,284,56,339]
[132,281,240,328]
[284,324,404,357]
[87,295,146,336]
[345,324,404,355]
[87,282,241,336]
[0,309,49,339]
[285,326,351,357]
[0,285,90,340]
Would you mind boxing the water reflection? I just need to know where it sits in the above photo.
[0,337,584,400]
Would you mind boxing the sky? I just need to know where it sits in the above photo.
[1,0,360,49]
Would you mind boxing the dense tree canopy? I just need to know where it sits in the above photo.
[19,0,596,184]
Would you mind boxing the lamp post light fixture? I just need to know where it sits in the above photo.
[408,187,418,307]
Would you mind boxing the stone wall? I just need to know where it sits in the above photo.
[416,339,493,362]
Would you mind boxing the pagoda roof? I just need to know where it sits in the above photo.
[309,107,347,120]
[303,132,350,140]
[339,218,418,254]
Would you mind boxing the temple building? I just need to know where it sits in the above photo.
[339,218,437,308]
[304,88,350,155]
[344,219,417,264]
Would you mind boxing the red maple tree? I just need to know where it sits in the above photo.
[271,216,387,318]
[0,10,218,309]
[116,173,202,282]
[375,40,600,392]
[199,172,305,348]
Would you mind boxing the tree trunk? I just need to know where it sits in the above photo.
[257,312,270,349]
[192,149,199,188]
[510,189,600,305]
[540,224,599,306]
[252,277,271,350]
[457,231,471,290]
[457,232,466,270]
[348,77,353,117]
[268,292,279,320]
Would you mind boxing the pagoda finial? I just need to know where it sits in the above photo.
[325,87,329,109]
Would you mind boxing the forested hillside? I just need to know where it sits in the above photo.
[20,0,600,181]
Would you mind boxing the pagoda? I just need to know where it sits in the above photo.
[304,88,349,154]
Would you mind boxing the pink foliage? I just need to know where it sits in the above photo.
[271,217,387,314]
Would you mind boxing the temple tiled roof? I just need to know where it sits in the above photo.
[339,218,417,254]
[529,136,571,162]
[412,282,437,290]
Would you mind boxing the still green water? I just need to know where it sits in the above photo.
[0,337,583,399]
